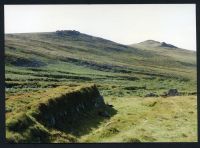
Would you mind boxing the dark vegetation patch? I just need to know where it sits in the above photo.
[145,93,158,97]
[176,61,196,67]
[5,81,60,89]
[7,113,35,132]
[61,57,133,73]
[117,76,139,81]
[142,135,157,142]
[123,137,141,143]
[6,54,46,67]
[100,127,120,137]
[103,47,124,52]
[5,77,60,83]
[31,73,93,81]
[6,70,92,82]
[124,86,146,90]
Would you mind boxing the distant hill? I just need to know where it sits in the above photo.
[5,31,196,75]
[130,40,196,67]
[133,40,178,48]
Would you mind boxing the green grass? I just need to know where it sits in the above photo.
[5,31,197,143]
[80,96,197,142]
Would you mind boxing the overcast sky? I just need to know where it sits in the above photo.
[4,4,196,51]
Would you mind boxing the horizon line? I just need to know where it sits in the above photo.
[4,30,196,51]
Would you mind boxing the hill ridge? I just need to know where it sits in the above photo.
[131,39,178,49]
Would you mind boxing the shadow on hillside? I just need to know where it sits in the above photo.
[55,106,118,137]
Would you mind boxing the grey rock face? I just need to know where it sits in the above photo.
[160,42,177,48]
[167,89,179,96]
[56,30,80,36]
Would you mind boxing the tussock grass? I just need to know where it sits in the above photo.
[80,96,197,142]
[6,84,112,143]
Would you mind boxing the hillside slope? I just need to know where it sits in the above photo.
[130,40,196,65]
[6,31,196,75]
[5,30,196,95]
[5,30,197,142]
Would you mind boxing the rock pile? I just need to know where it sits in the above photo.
[56,30,80,36]
[167,89,179,96]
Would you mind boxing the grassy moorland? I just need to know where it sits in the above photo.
[5,30,197,143]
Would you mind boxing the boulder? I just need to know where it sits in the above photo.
[167,89,179,96]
